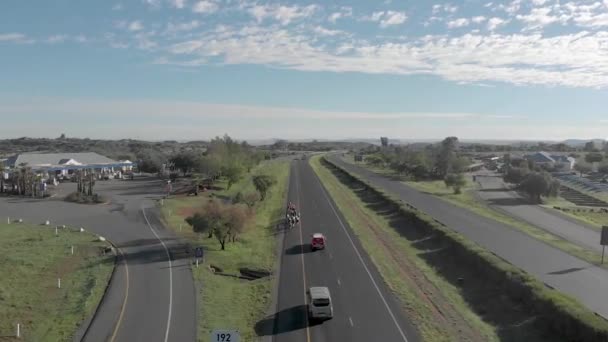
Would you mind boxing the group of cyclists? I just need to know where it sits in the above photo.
[286,201,300,228]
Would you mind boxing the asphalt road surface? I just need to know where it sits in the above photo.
[0,177,196,342]
[329,154,608,319]
[475,174,602,252]
[263,160,420,342]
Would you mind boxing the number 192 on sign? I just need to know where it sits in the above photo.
[211,329,239,342]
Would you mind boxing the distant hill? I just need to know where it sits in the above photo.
[561,139,606,147]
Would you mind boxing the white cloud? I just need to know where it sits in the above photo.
[128,21,144,31]
[46,35,68,44]
[563,2,608,28]
[169,40,204,54]
[328,7,353,23]
[312,26,343,36]
[472,16,487,23]
[496,0,522,15]
[74,34,87,43]
[143,0,161,9]
[447,18,470,28]
[192,0,218,14]
[169,0,186,9]
[248,4,318,25]
[112,3,123,10]
[166,20,200,33]
[487,17,509,30]
[516,7,561,29]
[0,33,32,43]
[433,3,458,14]
[364,11,407,28]
[531,0,549,5]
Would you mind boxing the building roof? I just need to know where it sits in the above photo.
[526,151,555,163]
[6,152,117,168]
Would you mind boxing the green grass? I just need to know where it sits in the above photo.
[340,157,606,267]
[0,223,114,342]
[547,208,608,232]
[160,160,289,341]
[310,155,497,342]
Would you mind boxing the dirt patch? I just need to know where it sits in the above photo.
[338,183,486,342]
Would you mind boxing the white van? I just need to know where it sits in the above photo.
[307,287,333,321]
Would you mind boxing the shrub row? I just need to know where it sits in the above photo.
[322,156,608,341]
[65,192,108,204]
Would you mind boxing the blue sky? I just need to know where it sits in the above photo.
[1,0,608,141]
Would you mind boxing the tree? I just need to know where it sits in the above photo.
[243,192,260,208]
[503,154,511,169]
[584,141,597,152]
[365,155,384,167]
[171,152,198,176]
[136,149,165,173]
[253,175,276,200]
[503,167,529,184]
[380,137,389,147]
[436,137,459,178]
[444,173,466,194]
[185,212,213,238]
[196,156,221,179]
[598,163,608,175]
[0,160,4,194]
[574,162,592,176]
[452,156,471,173]
[519,172,556,203]
[585,152,604,164]
[224,204,251,243]
[272,139,288,150]
[223,163,244,190]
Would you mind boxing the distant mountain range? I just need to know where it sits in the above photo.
[247,138,607,147]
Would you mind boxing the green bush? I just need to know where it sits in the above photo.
[322,156,608,341]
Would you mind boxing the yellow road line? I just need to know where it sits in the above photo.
[110,247,130,342]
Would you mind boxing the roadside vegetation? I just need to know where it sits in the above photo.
[321,156,608,342]
[159,136,288,341]
[0,223,114,341]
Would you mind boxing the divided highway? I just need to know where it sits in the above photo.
[328,154,608,319]
[270,160,420,342]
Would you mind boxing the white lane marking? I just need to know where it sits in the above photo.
[142,207,173,342]
[314,169,411,342]
[349,317,354,327]
[337,277,341,286]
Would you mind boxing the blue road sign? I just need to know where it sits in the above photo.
[195,247,203,258]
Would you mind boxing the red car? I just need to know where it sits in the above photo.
[311,233,326,250]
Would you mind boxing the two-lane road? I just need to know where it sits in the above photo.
[269,160,420,342]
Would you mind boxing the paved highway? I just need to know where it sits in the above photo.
[263,159,420,342]
[475,174,602,252]
[0,177,196,342]
[329,154,608,319]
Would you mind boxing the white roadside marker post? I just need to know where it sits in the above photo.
[58,278,61,289]
[71,246,74,255]
[16,323,20,338]
[55,226,58,236]
[179,223,182,232]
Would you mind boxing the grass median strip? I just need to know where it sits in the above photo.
[345,157,606,267]
[160,160,289,341]
[0,223,113,341]
[310,155,496,342]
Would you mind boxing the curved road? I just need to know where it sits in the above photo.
[0,177,196,342]
[329,154,608,319]
[262,159,420,342]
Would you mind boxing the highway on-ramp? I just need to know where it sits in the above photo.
[328,154,608,319]
[0,177,196,342]
[262,159,420,342]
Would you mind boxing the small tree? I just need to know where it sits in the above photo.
[444,173,466,194]
[243,192,260,208]
[503,167,529,184]
[223,163,244,190]
[224,204,251,243]
[253,175,276,201]
[585,152,604,164]
[185,212,213,237]
[574,162,592,176]
[519,172,555,203]
[232,191,244,204]
[598,163,608,175]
